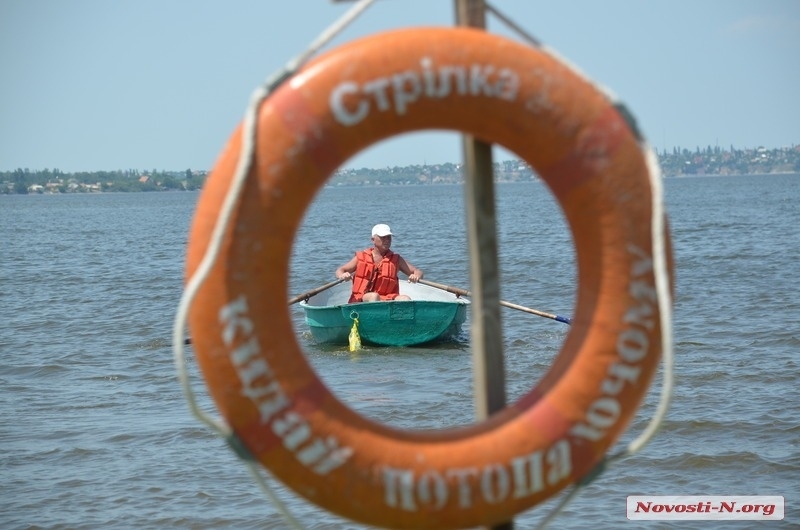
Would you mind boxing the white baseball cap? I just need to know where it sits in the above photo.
[371,224,393,237]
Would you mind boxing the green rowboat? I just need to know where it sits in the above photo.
[299,281,470,347]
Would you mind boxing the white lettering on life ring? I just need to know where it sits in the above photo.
[219,296,353,474]
[570,244,657,442]
[381,439,571,512]
[330,57,521,126]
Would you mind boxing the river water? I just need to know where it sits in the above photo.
[1,174,798,528]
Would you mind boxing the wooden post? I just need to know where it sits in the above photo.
[454,0,506,421]
[455,2,511,528]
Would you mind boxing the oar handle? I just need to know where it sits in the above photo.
[419,279,572,325]
[419,279,470,297]
[288,277,348,305]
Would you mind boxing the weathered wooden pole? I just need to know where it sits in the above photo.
[455,1,511,528]
[454,0,507,422]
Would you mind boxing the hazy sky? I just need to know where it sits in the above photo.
[1,0,798,173]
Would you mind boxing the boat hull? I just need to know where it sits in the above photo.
[299,282,469,347]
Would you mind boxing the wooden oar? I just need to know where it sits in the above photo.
[184,278,349,345]
[419,279,572,325]
[288,277,348,305]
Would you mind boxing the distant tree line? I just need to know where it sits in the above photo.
[2,145,798,194]
[1,168,206,194]
[657,145,800,177]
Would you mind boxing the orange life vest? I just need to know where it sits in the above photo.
[350,249,400,302]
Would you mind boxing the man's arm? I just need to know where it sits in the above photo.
[335,256,358,281]
[397,256,423,283]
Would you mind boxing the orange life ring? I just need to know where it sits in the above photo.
[187,27,671,529]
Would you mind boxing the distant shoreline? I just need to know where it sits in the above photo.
[3,144,798,194]
[4,171,798,197]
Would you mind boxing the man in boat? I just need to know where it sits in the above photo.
[335,224,424,303]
